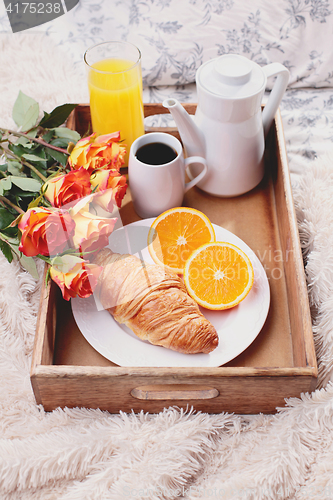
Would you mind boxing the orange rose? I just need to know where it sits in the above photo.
[68,132,126,174]
[49,256,102,301]
[18,207,75,257]
[90,169,127,212]
[43,168,91,208]
[70,199,117,253]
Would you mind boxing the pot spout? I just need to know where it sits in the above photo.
[162,98,206,158]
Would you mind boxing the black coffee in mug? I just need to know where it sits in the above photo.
[136,142,178,165]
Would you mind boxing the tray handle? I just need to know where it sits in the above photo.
[131,384,219,401]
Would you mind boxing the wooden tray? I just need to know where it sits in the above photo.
[30,104,317,414]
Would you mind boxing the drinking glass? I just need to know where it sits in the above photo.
[84,41,145,165]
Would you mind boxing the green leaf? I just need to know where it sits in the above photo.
[0,208,16,230]
[28,192,45,208]
[16,138,34,148]
[50,138,70,149]
[30,170,44,182]
[22,153,47,163]
[0,233,21,261]
[0,210,17,238]
[8,143,29,159]
[7,160,23,176]
[12,189,36,200]
[0,231,39,278]
[12,91,39,131]
[10,176,42,192]
[0,177,12,195]
[22,107,39,132]
[21,147,48,170]
[0,233,21,245]
[9,144,47,168]
[53,127,80,142]
[40,110,51,125]
[42,129,54,143]
[26,128,38,138]
[1,177,12,189]
[47,149,68,167]
[39,104,78,129]
[19,254,40,279]
[0,238,14,263]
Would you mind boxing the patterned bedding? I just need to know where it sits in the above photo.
[1,0,332,181]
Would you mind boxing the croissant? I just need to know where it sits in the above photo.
[92,248,219,354]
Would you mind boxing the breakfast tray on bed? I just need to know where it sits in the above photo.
[30,104,317,414]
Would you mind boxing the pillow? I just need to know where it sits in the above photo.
[17,0,333,89]
[118,0,333,89]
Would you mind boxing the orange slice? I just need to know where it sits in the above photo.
[183,242,254,310]
[147,207,215,274]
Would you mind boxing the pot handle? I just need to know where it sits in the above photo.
[262,63,290,137]
[184,156,207,192]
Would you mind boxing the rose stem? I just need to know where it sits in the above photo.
[20,159,47,182]
[0,196,24,214]
[0,128,69,155]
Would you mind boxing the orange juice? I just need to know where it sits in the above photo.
[87,58,145,165]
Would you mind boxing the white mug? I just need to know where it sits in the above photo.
[128,132,207,219]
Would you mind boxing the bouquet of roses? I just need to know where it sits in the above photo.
[0,92,127,301]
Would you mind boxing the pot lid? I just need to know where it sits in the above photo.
[197,54,265,98]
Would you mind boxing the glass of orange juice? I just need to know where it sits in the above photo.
[84,41,145,165]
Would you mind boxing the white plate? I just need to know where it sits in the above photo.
[71,219,270,367]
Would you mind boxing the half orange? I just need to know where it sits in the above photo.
[183,242,254,310]
[147,207,215,274]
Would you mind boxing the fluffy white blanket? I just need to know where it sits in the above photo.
[1,33,333,500]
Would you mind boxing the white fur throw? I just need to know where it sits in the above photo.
[1,33,333,500]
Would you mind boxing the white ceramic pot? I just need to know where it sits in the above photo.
[163,54,289,197]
